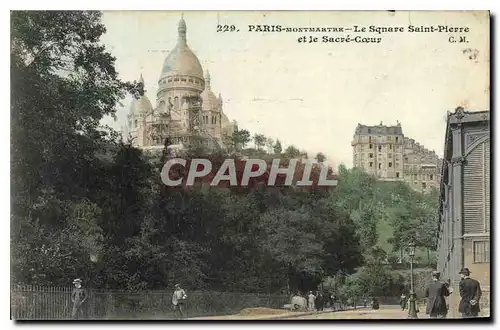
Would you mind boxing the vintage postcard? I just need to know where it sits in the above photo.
[10,10,490,320]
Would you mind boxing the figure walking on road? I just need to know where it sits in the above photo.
[400,293,407,311]
[315,291,324,311]
[458,268,482,318]
[71,278,88,320]
[172,284,188,319]
[425,271,450,318]
[307,291,316,311]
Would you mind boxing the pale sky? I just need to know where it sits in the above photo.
[99,11,489,168]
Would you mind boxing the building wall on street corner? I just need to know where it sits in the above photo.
[436,109,490,318]
[463,236,490,316]
[463,238,490,287]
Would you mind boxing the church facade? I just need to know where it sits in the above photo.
[124,17,237,152]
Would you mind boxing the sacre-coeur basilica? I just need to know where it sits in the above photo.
[123,16,238,153]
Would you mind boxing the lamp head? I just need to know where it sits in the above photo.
[408,242,416,257]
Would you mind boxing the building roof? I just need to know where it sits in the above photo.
[160,17,204,80]
[201,70,219,112]
[129,94,153,115]
[354,122,403,135]
[441,108,490,162]
[128,74,153,115]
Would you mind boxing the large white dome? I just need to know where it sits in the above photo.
[159,18,204,80]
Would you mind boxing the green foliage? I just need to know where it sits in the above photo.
[231,129,251,149]
[265,137,275,153]
[10,11,441,297]
[315,152,326,163]
[284,145,301,158]
[11,10,141,286]
[333,165,380,252]
[67,199,104,259]
[273,139,283,154]
[253,133,267,150]
[337,247,405,300]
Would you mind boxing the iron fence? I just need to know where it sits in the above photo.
[11,284,290,320]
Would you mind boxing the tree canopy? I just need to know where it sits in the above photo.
[11,11,440,295]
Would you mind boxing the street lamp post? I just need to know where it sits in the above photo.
[407,242,418,319]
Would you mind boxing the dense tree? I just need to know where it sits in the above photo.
[333,165,379,252]
[11,11,441,298]
[284,145,301,158]
[231,129,251,149]
[273,139,283,154]
[253,133,267,150]
[11,11,141,286]
[265,137,275,154]
[315,152,327,163]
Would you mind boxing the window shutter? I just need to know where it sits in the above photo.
[463,143,485,233]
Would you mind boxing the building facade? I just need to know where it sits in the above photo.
[436,108,490,316]
[123,17,237,152]
[351,122,441,192]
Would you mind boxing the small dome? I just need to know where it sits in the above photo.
[160,18,204,80]
[221,113,230,126]
[129,74,153,114]
[201,70,219,111]
[135,94,153,114]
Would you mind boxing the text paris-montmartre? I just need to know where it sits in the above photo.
[365,25,470,34]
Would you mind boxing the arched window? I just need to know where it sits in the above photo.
[159,100,166,110]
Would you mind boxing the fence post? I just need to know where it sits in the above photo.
[90,289,96,319]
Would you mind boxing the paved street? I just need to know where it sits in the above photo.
[190,305,407,320]
[190,304,490,320]
[284,305,408,319]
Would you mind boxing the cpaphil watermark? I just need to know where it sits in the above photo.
[161,158,338,187]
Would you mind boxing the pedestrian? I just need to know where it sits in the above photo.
[315,291,324,311]
[330,294,335,311]
[444,279,453,312]
[424,271,450,318]
[71,278,88,320]
[172,284,188,319]
[458,268,482,318]
[363,298,368,308]
[400,293,407,311]
[307,291,316,311]
[371,297,379,310]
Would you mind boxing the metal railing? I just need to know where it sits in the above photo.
[11,285,73,320]
[11,284,289,320]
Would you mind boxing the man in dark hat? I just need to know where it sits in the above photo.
[458,268,482,318]
[424,271,450,318]
[71,278,88,320]
[315,291,324,312]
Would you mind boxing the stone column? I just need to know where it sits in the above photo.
[448,122,465,318]
[447,162,454,287]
